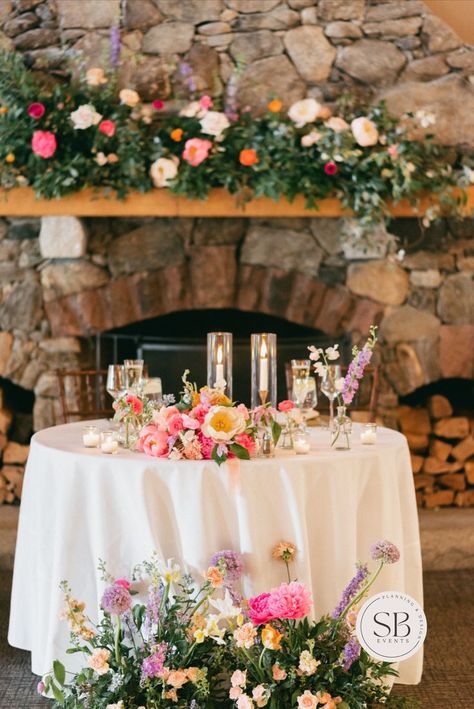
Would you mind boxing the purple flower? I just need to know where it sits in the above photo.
[101,584,132,615]
[210,549,244,582]
[110,25,121,67]
[370,540,400,565]
[144,584,163,637]
[141,643,167,679]
[331,563,369,619]
[342,347,373,405]
[342,636,361,670]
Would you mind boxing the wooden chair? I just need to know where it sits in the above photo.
[285,363,380,422]
[56,369,111,423]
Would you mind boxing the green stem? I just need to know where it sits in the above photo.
[114,614,121,666]
[284,561,291,583]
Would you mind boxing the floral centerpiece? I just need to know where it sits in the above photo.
[40,540,417,709]
[137,372,257,465]
[0,47,470,226]
[309,326,378,449]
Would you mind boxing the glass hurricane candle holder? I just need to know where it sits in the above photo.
[251,333,277,409]
[293,428,311,455]
[207,332,232,398]
[361,422,377,444]
[100,430,119,455]
[82,425,100,448]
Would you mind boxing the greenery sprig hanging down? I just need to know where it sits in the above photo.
[0,50,470,224]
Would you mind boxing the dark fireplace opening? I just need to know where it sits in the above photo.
[96,309,352,405]
[0,377,35,444]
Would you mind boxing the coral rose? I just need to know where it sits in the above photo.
[234,433,257,457]
[351,116,379,147]
[182,138,212,166]
[267,581,312,620]
[31,130,56,159]
[201,406,246,443]
[231,669,246,687]
[126,394,143,415]
[248,592,276,625]
[278,400,295,413]
[150,156,179,188]
[98,120,116,137]
[27,102,45,119]
[239,148,259,166]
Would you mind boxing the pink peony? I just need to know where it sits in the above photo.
[248,592,276,625]
[268,582,312,620]
[234,433,257,457]
[114,578,130,590]
[168,413,184,436]
[98,119,116,137]
[31,130,56,159]
[126,394,143,415]
[182,138,212,166]
[138,424,169,457]
[278,399,295,412]
[28,102,45,119]
[197,431,214,460]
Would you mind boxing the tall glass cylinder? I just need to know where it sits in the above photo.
[251,333,277,409]
[207,332,233,398]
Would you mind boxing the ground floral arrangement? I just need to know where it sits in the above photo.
[0,49,471,225]
[39,540,419,709]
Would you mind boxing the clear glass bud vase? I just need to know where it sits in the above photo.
[330,405,352,450]
[119,419,140,450]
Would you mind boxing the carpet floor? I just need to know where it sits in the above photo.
[1,568,473,708]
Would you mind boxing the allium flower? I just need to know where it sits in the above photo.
[27,102,45,119]
[342,636,361,671]
[210,549,244,582]
[370,540,400,564]
[331,563,368,619]
[101,584,132,615]
[267,582,312,620]
[31,130,56,158]
[141,644,166,679]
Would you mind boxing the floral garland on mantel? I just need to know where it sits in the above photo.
[0,50,471,225]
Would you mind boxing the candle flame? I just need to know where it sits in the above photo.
[260,338,268,359]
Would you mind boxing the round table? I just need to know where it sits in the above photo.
[9,420,423,684]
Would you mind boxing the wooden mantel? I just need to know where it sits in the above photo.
[0,186,472,218]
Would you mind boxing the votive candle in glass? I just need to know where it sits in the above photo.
[100,430,119,454]
[293,430,310,454]
[360,423,377,445]
[82,425,100,448]
[207,332,233,398]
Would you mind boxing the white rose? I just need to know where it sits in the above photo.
[71,104,102,130]
[200,110,230,137]
[288,98,321,127]
[85,67,107,87]
[351,116,379,147]
[301,130,322,147]
[325,116,349,133]
[201,406,246,443]
[149,156,179,188]
[179,101,202,118]
[119,88,140,107]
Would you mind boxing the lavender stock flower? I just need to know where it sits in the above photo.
[141,643,166,680]
[110,25,121,67]
[342,636,361,670]
[370,540,400,565]
[331,563,369,619]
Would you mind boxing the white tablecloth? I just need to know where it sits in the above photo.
[9,420,422,684]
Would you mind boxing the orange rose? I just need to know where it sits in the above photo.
[171,128,183,142]
[239,148,259,166]
[261,624,283,650]
[267,99,282,113]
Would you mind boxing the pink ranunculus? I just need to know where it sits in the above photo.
[98,119,116,137]
[114,578,131,590]
[278,399,295,412]
[28,102,45,119]
[168,413,185,436]
[182,138,212,167]
[126,394,143,415]
[197,431,214,459]
[138,425,169,457]
[248,592,276,625]
[234,433,257,457]
[31,130,57,159]
[199,95,213,110]
[267,582,312,621]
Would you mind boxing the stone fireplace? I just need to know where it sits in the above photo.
[0,213,472,507]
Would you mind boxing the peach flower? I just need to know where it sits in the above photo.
[119,89,140,107]
[261,624,283,651]
[167,669,188,689]
[325,116,349,133]
[200,110,230,137]
[351,116,379,147]
[288,98,321,127]
[234,622,257,649]
[272,663,287,681]
[230,686,243,700]
[86,67,107,86]
[182,138,213,166]
[301,130,322,147]
[231,669,247,687]
[297,690,318,708]
[206,565,225,588]
[88,648,110,675]
[237,695,254,709]
[267,99,282,113]
[164,688,178,702]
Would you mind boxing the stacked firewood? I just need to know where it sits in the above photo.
[398,395,474,508]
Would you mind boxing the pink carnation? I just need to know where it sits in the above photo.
[197,431,214,460]
[182,137,212,166]
[234,433,256,457]
[278,400,295,412]
[126,394,143,415]
[31,130,56,159]
[248,592,276,625]
[27,102,45,119]
[168,413,184,435]
[268,582,312,620]
[98,119,116,137]
[138,424,169,457]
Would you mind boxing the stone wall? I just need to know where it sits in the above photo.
[0,0,474,147]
